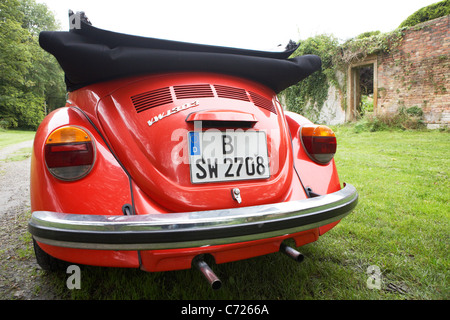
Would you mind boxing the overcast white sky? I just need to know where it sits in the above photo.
[37,0,440,50]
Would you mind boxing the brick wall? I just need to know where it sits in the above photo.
[377,15,450,128]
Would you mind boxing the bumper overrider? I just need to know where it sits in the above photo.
[28,184,358,251]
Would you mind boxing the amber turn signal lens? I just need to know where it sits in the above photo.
[300,125,336,164]
[45,126,95,181]
[46,126,91,144]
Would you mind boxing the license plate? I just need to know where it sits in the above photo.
[188,130,270,184]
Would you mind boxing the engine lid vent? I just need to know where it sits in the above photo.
[214,85,250,102]
[174,84,214,100]
[131,87,173,113]
[249,92,277,115]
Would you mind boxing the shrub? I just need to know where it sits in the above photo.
[360,95,374,115]
[405,105,423,117]
[354,107,426,132]
[399,0,450,28]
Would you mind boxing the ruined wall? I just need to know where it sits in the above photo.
[317,83,346,125]
[377,15,450,128]
[317,71,346,125]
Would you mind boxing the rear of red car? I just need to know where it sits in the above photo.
[28,12,357,288]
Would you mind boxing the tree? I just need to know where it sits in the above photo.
[0,0,65,129]
[399,0,450,28]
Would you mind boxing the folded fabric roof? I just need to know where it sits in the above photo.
[39,12,321,93]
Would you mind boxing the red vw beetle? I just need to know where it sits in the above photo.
[28,12,357,289]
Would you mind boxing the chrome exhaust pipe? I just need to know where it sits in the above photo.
[280,243,304,263]
[193,258,222,290]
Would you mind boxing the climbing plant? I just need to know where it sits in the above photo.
[339,28,406,65]
[281,29,407,118]
[280,1,448,125]
[281,34,340,120]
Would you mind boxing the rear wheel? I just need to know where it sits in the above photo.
[33,238,70,271]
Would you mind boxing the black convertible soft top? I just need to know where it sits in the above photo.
[39,11,322,93]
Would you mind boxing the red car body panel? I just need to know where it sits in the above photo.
[31,73,343,271]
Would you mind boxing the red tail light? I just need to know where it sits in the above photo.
[45,126,96,181]
[300,125,336,164]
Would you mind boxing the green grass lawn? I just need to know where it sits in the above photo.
[329,126,449,299]
[0,129,35,149]
[28,127,449,300]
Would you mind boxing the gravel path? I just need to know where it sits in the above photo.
[0,139,34,217]
[0,139,35,161]
[0,139,64,300]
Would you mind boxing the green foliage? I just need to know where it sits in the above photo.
[281,1,450,120]
[339,28,406,65]
[354,106,426,133]
[281,34,340,120]
[280,29,406,119]
[0,0,65,130]
[399,0,450,28]
[360,95,374,115]
[356,30,381,39]
[405,105,424,117]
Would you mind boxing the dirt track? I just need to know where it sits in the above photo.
[0,140,63,300]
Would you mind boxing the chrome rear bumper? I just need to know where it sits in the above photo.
[28,184,358,250]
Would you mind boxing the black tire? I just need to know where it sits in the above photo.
[33,238,70,272]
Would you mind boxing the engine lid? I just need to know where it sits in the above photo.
[96,73,294,212]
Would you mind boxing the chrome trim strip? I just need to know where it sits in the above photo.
[29,184,357,250]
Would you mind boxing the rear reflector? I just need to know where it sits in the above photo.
[45,126,95,181]
[300,125,336,164]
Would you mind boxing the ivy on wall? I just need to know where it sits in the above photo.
[280,29,405,118]
[281,34,340,121]
[281,0,449,119]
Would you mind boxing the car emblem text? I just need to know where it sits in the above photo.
[147,100,199,127]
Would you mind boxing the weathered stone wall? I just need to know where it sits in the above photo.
[377,15,450,129]
[317,83,346,125]
[317,71,346,125]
